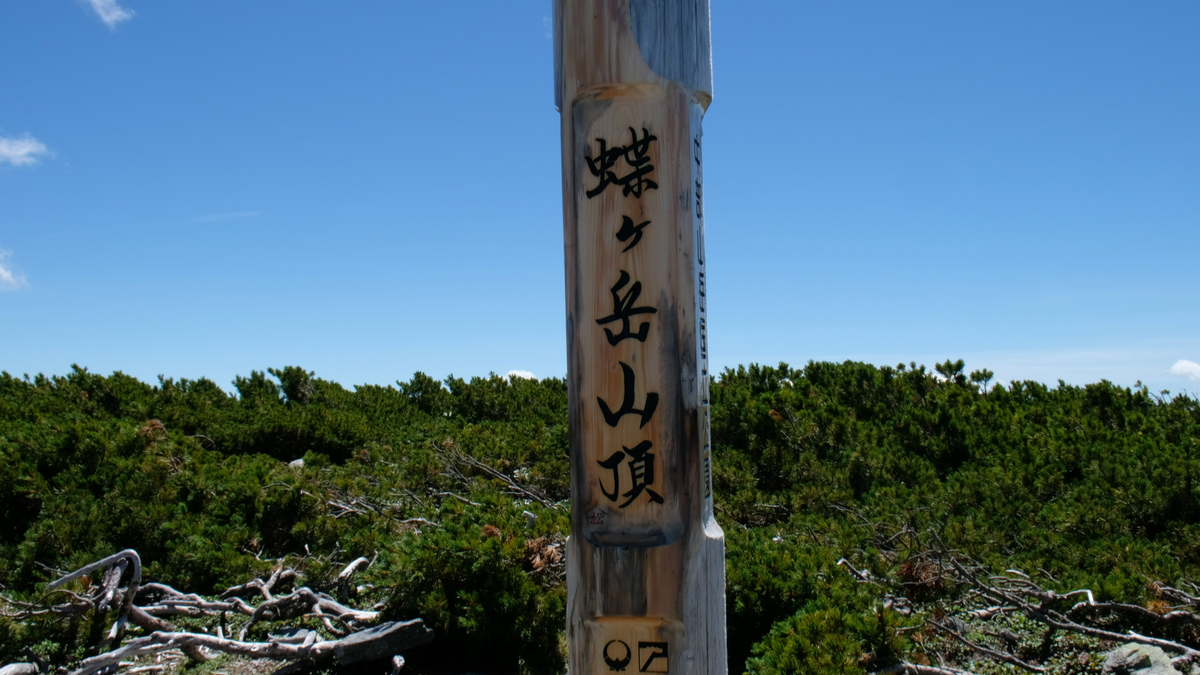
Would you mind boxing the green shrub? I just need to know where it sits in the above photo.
[1,361,1197,675]
[380,508,566,675]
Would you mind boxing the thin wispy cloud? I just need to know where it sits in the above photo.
[192,211,262,224]
[0,134,50,167]
[0,249,29,291]
[83,0,134,28]
[1169,360,1200,382]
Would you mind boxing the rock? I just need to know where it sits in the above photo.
[288,458,304,468]
[0,664,39,675]
[1104,643,1181,675]
[332,619,434,665]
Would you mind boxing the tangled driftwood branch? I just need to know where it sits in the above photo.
[2,550,432,675]
[840,526,1200,675]
[68,620,432,675]
[912,529,1200,667]
[337,557,371,603]
[928,533,1200,665]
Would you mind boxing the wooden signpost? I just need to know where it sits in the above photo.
[553,1,725,673]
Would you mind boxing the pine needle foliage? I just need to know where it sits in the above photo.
[0,361,1196,675]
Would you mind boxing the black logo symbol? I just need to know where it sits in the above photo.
[603,640,632,671]
[638,641,669,673]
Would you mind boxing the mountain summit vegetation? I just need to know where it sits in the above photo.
[1,361,1197,675]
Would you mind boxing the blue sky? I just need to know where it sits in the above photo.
[2,1,1197,395]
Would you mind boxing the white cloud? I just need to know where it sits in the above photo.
[1168,360,1200,382]
[83,0,134,28]
[507,370,537,380]
[0,135,50,167]
[0,249,29,291]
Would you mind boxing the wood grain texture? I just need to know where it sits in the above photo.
[629,0,713,108]
[555,1,725,673]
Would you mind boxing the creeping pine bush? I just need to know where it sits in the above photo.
[380,508,567,675]
[745,598,911,675]
[1,361,1197,674]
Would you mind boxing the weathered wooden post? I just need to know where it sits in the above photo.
[553,1,725,673]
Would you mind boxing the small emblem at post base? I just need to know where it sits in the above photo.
[603,640,632,671]
[638,642,669,672]
[587,617,678,675]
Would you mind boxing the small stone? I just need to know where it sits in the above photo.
[1103,643,1180,675]
[288,458,304,468]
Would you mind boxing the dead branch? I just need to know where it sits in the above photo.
[900,663,980,675]
[68,619,433,675]
[21,549,418,674]
[873,664,979,675]
[925,530,1200,665]
[337,557,370,603]
[96,557,128,611]
[127,605,209,663]
[1153,583,1200,609]
[46,549,142,650]
[47,550,142,594]
[434,491,481,507]
[1067,599,1200,626]
[1,588,93,620]
[398,517,439,529]
[439,445,554,508]
[220,566,298,602]
[963,606,1014,620]
[239,587,379,640]
[929,619,1043,672]
[837,558,884,586]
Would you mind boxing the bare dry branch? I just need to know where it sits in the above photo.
[69,620,433,675]
[873,664,980,675]
[1154,583,1200,609]
[837,558,882,586]
[337,557,370,603]
[900,663,981,675]
[127,606,209,663]
[239,587,379,640]
[434,491,481,507]
[1068,599,1200,626]
[923,530,1200,664]
[220,567,298,602]
[47,550,142,594]
[439,445,554,508]
[929,619,1044,672]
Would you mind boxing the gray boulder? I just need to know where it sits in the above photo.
[1104,643,1181,675]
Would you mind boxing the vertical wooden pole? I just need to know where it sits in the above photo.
[554,2,724,674]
